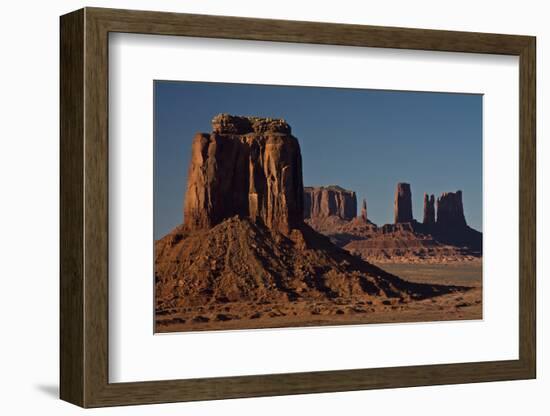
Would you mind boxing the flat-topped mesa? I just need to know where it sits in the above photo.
[394,182,413,223]
[423,193,436,225]
[436,191,467,229]
[361,198,368,222]
[183,114,303,236]
[212,113,291,135]
[303,186,357,220]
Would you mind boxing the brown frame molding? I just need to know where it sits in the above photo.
[60,7,536,408]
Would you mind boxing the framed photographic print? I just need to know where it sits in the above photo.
[60,7,536,408]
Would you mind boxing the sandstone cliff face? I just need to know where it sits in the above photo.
[423,193,436,225]
[436,191,467,229]
[303,186,357,220]
[183,114,304,236]
[394,183,413,223]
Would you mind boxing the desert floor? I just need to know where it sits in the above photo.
[155,261,482,333]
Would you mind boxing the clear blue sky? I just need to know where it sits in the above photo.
[154,81,482,239]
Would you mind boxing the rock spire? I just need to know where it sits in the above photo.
[423,193,436,225]
[361,198,368,221]
[394,182,413,223]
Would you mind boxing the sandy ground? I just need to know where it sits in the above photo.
[380,261,482,287]
[156,262,482,333]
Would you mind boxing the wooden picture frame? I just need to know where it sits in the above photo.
[60,7,536,408]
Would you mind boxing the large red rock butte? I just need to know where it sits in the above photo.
[303,186,357,220]
[183,114,304,236]
[394,182,413,223]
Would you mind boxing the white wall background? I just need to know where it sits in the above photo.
[0,0,545,414]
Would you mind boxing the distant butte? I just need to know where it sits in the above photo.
[394,182,414,223]
[304,186,357,220]
[436,191,467,229]
[305,182,482,264]
[423,193,436,225]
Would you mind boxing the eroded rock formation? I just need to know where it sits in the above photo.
[394,182,413,223]
[436,191,467,229]
[306,183,482,264]
[303,186,357,220]
[423,193,436,225]
[361,199,368,222]
[183,114,304,236]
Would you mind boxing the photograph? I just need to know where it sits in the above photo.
[153,81,483,333]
